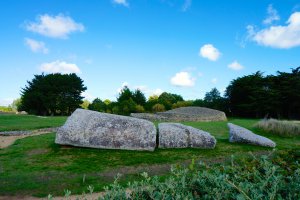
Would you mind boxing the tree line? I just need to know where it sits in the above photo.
[9,67,300,119]
[225,67,300,119]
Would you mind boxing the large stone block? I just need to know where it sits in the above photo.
[228,123,276,148]
[158,123,216,149]
[55,109,157,151]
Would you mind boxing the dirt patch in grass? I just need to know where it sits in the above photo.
[27,149,50,156]
[0,130,55,149]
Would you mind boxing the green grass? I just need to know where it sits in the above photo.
[0,117,300,197]
[0,114,67,131]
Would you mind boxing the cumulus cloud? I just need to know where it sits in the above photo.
[263,4,280,25]
[24,38,48,54]
[151,88,164,96]
[135,86,163,96]
[81,91,95,101]
[0,98,14,106]
[40,60,81,74]
[113,0,129,7]
[25,14,84,39]
[211,78,218,84]
[170,71,196,87]
[248,12,300,49]
[199,44,221,61]
[117,82,129,93]
[135,85,148,92]
[182,0,192,12]
[116,82,163,97]
[228,60,244,71]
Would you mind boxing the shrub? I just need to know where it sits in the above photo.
[152,103,165,112]
[99,152,300,199]
[0,106,14,113]
[256,118,300,137]
[135,105,145,113]
[172,101,193,109]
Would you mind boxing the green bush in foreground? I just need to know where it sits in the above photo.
[256,118,300,137]
[55,151,300,199]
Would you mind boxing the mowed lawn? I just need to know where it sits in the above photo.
[0,115,300,197]
[0,114,67,131]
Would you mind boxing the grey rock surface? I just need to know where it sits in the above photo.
[228,123,276,148]
[157,107,227,122]
[131,107,227,122]
[158,123,216,149]
[55,109,157,151]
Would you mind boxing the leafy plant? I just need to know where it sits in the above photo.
[100,152,300,199]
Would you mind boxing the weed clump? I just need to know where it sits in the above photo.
[256,118,300,137]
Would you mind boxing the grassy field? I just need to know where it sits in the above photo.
[0,114,67,131]
[0,116,300,197]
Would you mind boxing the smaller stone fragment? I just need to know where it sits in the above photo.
[228,123,276,148]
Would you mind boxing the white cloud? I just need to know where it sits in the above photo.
[199,44,221,61]
[116,82,163,97]
[135,85,148,92]
[26,14,84,39]
[24,38,49,54]
[81,91,95,101]
[170,71,196,87]
[248,12,300,49]
[151,88,163,96]
[0,98,14,107]
[228,60,245,71]
[263,4,280,25]
[113,0,129,7]
[40,60,81,74]
[134,85,164,96]
[182,0,192,12]
[117,82,129,93]
[211,78,218,84]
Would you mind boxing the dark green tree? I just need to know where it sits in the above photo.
[158,92,184,110]
[116,86,143,115]
[193,99,205,107]
[272,67,300,118]
[21,73,86,116]
[132,89,146,106]
[203,88,228,112]
[88,98,106,112]
[225,72,266,117]
[117,86,133,102]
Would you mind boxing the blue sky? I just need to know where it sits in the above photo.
[1,0,300,106]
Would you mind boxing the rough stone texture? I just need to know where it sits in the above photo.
[158,123,216,149]
[228,123,276,148]
[131,107,227,122]
[158,107,227,122]
[55,109,157,151]
[130,113,167,121]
